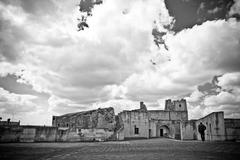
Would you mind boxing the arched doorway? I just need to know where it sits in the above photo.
[157,125,170,137]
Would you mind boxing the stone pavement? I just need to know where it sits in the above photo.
[0,138,239,160]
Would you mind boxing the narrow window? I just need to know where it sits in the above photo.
[134,125,139,134]
[179,104,181,107]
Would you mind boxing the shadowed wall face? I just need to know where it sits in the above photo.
[225,119,240,141]
[52,107,116,131]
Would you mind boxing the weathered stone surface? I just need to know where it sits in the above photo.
[181,112,226,141]
[52,107,115,131]
[225,119,240,141]
[52,107,116,141]
[118,100,188,140]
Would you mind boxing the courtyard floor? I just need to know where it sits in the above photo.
[0,138,239,160]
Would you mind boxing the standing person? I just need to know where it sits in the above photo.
[198,122,206,141]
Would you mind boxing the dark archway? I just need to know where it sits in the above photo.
[157,125,170,137]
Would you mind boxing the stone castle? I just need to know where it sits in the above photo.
[0,99,240,142]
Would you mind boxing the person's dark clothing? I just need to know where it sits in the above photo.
[198,123,206,141]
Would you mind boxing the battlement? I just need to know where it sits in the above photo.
[165,99,187,111]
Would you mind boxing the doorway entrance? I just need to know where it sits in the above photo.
[157,125,170,137]
[160,129,164,137]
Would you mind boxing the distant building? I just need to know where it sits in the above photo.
[117,99,188,140]
[0,99,240,142]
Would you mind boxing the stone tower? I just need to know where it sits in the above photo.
[165,99,187,111]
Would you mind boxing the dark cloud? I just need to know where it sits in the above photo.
[165,0,234,32]
[78,0,103,31]
[0,74,50,98]
[198,76,221,95]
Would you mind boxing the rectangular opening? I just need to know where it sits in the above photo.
[160,129,163,137]
[134,125,139,134]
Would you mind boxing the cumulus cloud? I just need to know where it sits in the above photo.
[204,72,240,109]
[185,72,240,119]
[0,87,37,114]
[0,0,173,120]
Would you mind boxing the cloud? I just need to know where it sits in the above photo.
[114,17,240,104]
[0,0,173,114]
[218,72,240,89]
[229,0,240,16]
[186,89,204,103]
[0,0,240,125]
[0,87,37,114]
[207,7,221,14]
[185,72,240,119]
[47,95,88,114]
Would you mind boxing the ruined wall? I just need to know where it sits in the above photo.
[0,125,22,142]
[116,128,124,140]
[52,107,115,132]
[52,107,116,141]
[180,120,197,140]
[0,125,58,142]
[225,119,240,141]
[151,120,181,139]
[20,127,36,142]
[181,112,225,141]
[118,100,188,140]
[196,112,225,141]
[148,111,170,120]
[149,120,156,138]
[119,111,149,139]
[20,126,58,142]
[148,110,188,121]
[79,129,113,141]
[169,111,188,121]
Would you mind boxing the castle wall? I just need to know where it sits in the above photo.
[119,112,185,140]
[196,112,225,141]
[169,111,188,121]
[52,107,116,141]
[148,110,188,121]
[53,107,116,131]
[148,111,170,120]
[225,119,240,141]
[181,112,225,141]
[149,120,156,137]
[0,125,22,142]
[20,126,58,142]
[5,99,237,142]
[180,120,197,140]
[153,120,181,139]
[119,111,149,139]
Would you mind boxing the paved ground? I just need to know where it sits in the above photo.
[0,138,239,160]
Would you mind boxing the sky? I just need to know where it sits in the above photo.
[0,0,240,125]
